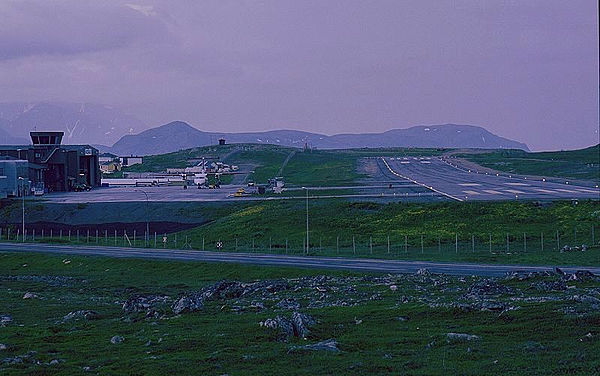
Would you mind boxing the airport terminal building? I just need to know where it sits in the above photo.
[0,131,100,196]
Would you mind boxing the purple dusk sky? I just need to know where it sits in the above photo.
[0,1,597,151]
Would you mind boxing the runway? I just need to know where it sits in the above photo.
[1,242,598,277]
[380,157,600,202]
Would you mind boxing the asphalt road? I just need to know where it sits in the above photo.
[1,242,598,277]
[381,157,600,202]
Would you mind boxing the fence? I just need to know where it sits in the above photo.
[1,225,597,259]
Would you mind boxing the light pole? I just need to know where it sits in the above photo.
[302,187,309,254]
[135,189,150,245]
[18,177,25,242]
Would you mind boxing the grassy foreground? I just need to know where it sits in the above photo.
[1,252,599,375]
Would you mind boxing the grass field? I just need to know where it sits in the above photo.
[0,252,598,375]
[116,143,446,186]
[4,200,599,266]
[460,145,600,182]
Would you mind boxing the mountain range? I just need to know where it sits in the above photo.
[0,102,530,154]
[0,102,146,146]
[106,121,529,155]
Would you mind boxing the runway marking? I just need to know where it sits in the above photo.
[420,161,431,164]
[554,189,578,193]
[459,183,481,187]
[504,189,525,194]
[576,188,599,193]
[380,158,463,202]
[482,189,504,195]
[534,188,555,194]
[400,161,410,164]
[462,190,481,195]
[505,182,530,186]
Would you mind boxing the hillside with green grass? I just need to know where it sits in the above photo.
[460,145,600,182]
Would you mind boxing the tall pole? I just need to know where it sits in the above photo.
[19,177,25,242]
[304,187,309,254]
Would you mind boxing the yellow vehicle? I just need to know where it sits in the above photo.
[233,188,246,197]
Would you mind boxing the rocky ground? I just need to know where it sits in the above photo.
[0,252,599,375]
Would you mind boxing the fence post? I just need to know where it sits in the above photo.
[87,229,89,243]
[59,229,62,239]
[455,234,458,253]
[353,236,356,255]
[405,235,408,253]
[96,230,99,244]
[506,233,509,252]
[133,230,136,247]
[556,230,560,251]
[77,230,79,242]
[438,237,441,253]
[336,236,339,254]
[285,238,287,254]
[68,229,70,241]
[114,230,117,245]
[175,234,177,248]
[370,236,373,254]
[489,233,492,252]
[32,229,34,241]
[105,230,107,245]
[50,229,52,239]
[523,233,526,252]
[270,237,272,252]
[154,232,157,248]
[541,232,544,252]
[421,235,424,254]
[472,235,475,253]
[41,229,44,239]
[387,235,390,254]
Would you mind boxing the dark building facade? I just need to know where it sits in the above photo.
[0,132,100,192]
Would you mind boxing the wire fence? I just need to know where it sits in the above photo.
[1,225,598,259]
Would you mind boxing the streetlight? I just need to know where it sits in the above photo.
[18,177,25,242]
[135,189,150,245]
[302,187,309,254]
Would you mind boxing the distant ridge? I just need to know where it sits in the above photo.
[106,122,529,156]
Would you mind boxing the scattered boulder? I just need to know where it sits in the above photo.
[288,339,340,353]
[260,312,316,340]
[172,294,204,315]
[416,269,430,276]
[276,298,300,310]
[531,280,566,292]
[466,280,513,298]
[22,292,38,299]
[62,310,100,322]
[446,333,480,343]
[123,295,170,317]
[0,344,7,351]
[110,335,124,344]
[566,270,598,282]
[0,315,12,326]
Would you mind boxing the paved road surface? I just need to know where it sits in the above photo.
[1,242,598,277]
[381,157,600,202]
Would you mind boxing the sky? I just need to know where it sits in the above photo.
[0,0,597,151]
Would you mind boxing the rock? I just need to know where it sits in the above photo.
[396,316,409,322]
[261,312,316,340]
[110,335,124,344]
[276,298,300,310]
[172,294,204,315]
[466,280,513,297]
[567,270,597,282]
[123,295,170,315]
[0,344,7,351]
[49,359,60,365]
[0,315,12,326]
[416,268,430,276]
[288,339,340,353]
[505,271,553,281]
[292,312,316,338]
[23,292,38,299]
[62,310,100,322]
[555,267,565,276]
[446,333,481,343]
[532,280,566,292]
[389,285,398,291]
